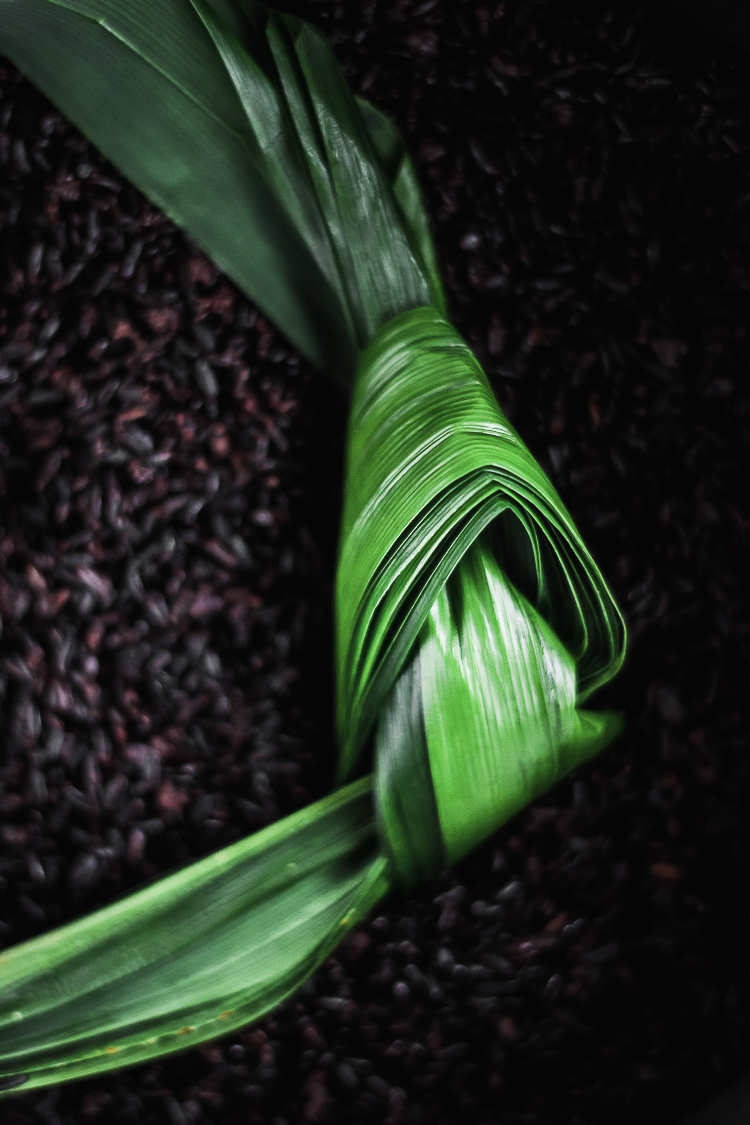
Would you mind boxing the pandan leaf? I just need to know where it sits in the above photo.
[416,536,619,868]
[0,0,626,1096]
[0,0,442,382]
[0,779,388,1092]
[335,308,624,783]
[341,308,624,888]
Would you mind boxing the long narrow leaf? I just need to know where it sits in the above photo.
[0,0,360,375]
[0,0,443,380]
[0,779,388,1092]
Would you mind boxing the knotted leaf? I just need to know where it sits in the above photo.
[0,0,625,1096]
[340,308,624,887]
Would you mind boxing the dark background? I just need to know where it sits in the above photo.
[1,1,750,1122]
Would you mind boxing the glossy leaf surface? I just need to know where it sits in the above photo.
[418,535,619,867]
[342,309,624,887]
[0,779,387,1092]
[337,307,624,783]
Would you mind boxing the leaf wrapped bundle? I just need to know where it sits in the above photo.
[341,307,623,889]
[0,0,625,1094]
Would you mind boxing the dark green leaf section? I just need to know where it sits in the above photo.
[355,96,447,320]
[374,651,445,890]
[0,0,443,381]
[336,306,626,783]
[0,779,389,1093]
[0,0,350,375]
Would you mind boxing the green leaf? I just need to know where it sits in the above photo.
[355,95,447,319]
[374,651,445,890]
[272,9,432,340]
[417,535,619,867]
[0,0,442,379]
[375,535,620,886]
[0,778,388,1093]
[336,307,625,783]
[0,0,359,375]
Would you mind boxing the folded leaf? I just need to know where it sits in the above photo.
[336,307,625,783]
[418,535,619,868]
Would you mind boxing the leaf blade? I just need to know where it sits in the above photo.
[0,0,357,375]
[0,778,389,1093]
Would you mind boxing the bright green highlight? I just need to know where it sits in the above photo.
[337,308,624,781]
[0,779,387,1092]
[420,536,619,867]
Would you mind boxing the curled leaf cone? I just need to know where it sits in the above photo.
[340,308,624,888]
